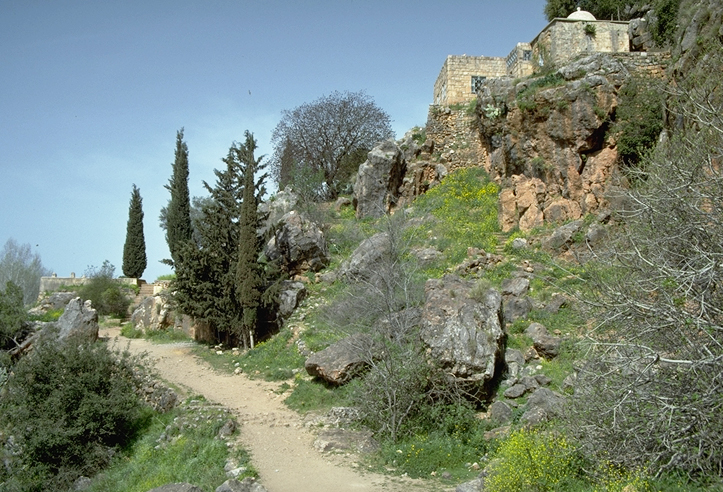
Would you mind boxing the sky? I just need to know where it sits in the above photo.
[0,1,547,282]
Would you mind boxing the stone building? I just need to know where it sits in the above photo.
[433,9,632,106]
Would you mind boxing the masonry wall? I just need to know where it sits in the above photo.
[532,19,630,68]
[433,55,507,106]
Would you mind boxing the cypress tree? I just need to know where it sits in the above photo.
[235,132,265,349]
[162,128,193,267]
[173,143,245,344]
[122,184,147,278]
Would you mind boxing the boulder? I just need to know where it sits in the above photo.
[502,295,532,326]
[520,387,566,426]
[419,275,504,387]
[305,333,377,385]
[313,427,379,454]
[265,211,329,276]
[541,220,583,251]
[215,478,268,492]
[456,478,484,492]
[500,277,530,297]
[55,297,98,342]
[353,139,406,219]
[257,188,300,237]
[278,281,306,318]
[488,401,513,425]
[131,293,173,333]
[339,232,391,282]
[147,484,203,492]
[525,322,562,360]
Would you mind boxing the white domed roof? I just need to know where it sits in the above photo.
[567,8,596,21]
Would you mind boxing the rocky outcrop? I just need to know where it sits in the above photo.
[278,280,306,319]
[264,211,329,276]
[305,333,378,385]
[28,291,75,316]
[339,232,391,282]
[56,297,98,342]
[353,140,406,219]
[419,275,505,389]
[131,292,173,333]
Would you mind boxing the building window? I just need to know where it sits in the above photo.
[522,50,532,61]
[471,76,487,93]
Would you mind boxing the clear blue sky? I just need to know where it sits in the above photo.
[0,1,547,282]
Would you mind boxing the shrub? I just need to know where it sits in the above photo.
[484,428,581,492]
[0,281,29,350]
[0,337,149,491]
[77,261,131,318]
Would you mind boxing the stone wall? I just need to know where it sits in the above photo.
[425,106,487,173]
[531,19,630,68]
[433,55,507,106]
[39,274,139,295]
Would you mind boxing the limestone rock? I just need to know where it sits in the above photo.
[265,211,329,276]
[305,333,377,385]
[131,292,173,333]
[353,140,406,219]
[215,478,267,492]
[278,281,306,319]
[419,275,504,388]
[525,322,562,360]
[520,387,566,426]
[55,297,98,342]
[488,401,513,425]
[339,232,391,282]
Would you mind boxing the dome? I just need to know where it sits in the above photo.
[567,8,596,21]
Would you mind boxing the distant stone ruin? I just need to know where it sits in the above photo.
[434,9,633,106]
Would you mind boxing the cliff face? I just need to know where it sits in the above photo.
[422,51,669,232]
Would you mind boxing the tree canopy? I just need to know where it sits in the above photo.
[270,90,394,200]
[161,128,193,267]
[173,132,275,347]
[122,184,147,278]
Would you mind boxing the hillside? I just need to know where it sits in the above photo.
[2,1,722,490]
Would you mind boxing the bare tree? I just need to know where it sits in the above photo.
[568,58,723,479]
[270,91,394,200]
[0,239,51,305]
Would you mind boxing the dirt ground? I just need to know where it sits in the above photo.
[101,327,454,492]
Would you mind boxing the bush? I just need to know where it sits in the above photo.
[0,337,150,490]
[77,261,132,318]
[484,428,581,492]
[0,281,29,351]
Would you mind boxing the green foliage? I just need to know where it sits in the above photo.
[120,322,144,339]
[27,307,64,323]
[0,338,149,491]
[584,23,597,36]
[543,0,577,20]
[173,132,277,347]
[375,402,491,478]
[235,131,266,349]
[161,128,194,267]
[485,428,581,492]
[413,167,499,267]
[154,273,175,281]
[650,0,679,46]
[84,397,254,492]
[77,261,131,318]
[0,281,29,351]
[0,238,52,306]
[612,76,665,169]
[285,377,353,413]
[238,327,305,380]
[122,184,147,279]
[145,328,191,343]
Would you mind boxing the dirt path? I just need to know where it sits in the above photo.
[102,327,452,492]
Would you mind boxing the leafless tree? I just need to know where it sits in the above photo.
[568,56,723,479]
[270,91,394,200]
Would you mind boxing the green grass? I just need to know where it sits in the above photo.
[284,377,354,413]
[85,396,254,492]
[27,308,64,322]
[145,328,193,343]
[120,322,144,339]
